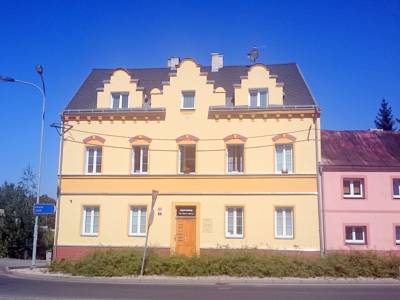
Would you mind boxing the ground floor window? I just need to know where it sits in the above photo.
[345,226,367,244]
[395,226,400,245]
[275,208,293,238]
[82,206,99,236]
[129,206,147,236]
[225,207,243,238]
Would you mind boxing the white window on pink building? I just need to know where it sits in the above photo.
[396,226,400,245]
[343,178,364,198]
[393,179,400,198]
[345,226,367,245]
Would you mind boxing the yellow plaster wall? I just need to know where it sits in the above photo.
[57,194,320,251]
[234,64,284,106]
[97,69,143,108]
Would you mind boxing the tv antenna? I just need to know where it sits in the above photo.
[247,45,266,63]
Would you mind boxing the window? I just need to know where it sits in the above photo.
[179,144,196,174]
[225,207,243,238]
[396,226,400,245]
[275,144,293,173]
[132,146,148,174]
[343,179,364,198]
[393,179,400,198]
[275,208,293,239]
[182,91,195,109]
[82,207,99,236]
[111,93,129,109]
[249,89,268,108]
[345,226,367,244]
[227,144,244,173]
[129,207,147,236]
[86,147,102,174]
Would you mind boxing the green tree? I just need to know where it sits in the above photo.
[374,99,396,131]
[0,167,56,259]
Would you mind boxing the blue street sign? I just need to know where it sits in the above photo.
[33,204,56,215]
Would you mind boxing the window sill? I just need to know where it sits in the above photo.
[225,235,244,239]
[345,241,366,245]
[180,108,195,111]
[275,236,294,240]
[178,172,196,175]
[393,196,400,199]
[81,233,98,237]
[343,196,365,199]
[85,173,102,176]
[131,172,148,175]
[227,172,244,175]
[129,234,146,237]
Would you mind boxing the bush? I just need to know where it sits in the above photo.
[50,250,400,278]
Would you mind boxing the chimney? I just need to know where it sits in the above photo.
[167,57,180,70]
[211,53,223,72]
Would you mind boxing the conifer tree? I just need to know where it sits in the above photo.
[374,99,396,131]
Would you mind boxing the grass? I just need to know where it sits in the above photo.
[49,250,400,278]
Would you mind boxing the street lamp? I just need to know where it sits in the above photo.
[0,65,46,267]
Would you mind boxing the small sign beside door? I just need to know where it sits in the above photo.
[176,206,196,217]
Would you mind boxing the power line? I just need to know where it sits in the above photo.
[63,137,316,152]
[67,127,317,141]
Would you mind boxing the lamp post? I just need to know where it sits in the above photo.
[0,65,46,266]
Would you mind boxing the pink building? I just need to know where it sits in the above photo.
[321,130,400,252]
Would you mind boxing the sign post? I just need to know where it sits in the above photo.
[140,190,158,276]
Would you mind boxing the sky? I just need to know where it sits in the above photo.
[0,0,399,198]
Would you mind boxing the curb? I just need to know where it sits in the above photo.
[4,267,400,287]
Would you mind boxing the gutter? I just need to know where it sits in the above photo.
[314,110,325,256]
[52,115,65,260]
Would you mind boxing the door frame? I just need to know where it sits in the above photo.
[170,202,201,255]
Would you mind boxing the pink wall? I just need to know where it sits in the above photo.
[322,171,400,251]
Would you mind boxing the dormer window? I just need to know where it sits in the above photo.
[182,91,195,109]
[249,89,268,108]
[111,93,129,109]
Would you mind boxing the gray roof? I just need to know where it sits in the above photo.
[65,63,316,110]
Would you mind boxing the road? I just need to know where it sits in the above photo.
[0,260,399,299]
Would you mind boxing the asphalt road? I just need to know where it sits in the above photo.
[1,272,400,300]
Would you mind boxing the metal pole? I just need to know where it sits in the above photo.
[31,82,46,267]
[140,220,151,276]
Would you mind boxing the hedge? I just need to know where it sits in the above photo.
[50,250,400,278]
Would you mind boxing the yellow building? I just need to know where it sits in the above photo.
[54,54,321,259]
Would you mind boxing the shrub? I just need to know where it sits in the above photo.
[50,250,400,278]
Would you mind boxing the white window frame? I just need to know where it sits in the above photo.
[248,88,268,108]
[225,207,244,238]
[393,179,400,199]
[132,145,148,174]
[82,207,99,236]
[181,91,196,109]
[85,146,102,175]
[343,179,364,198]
[275,208,294,239]
[111,92,129,109]
[178,144,196,174]
[345,226,366,244]
[129,206,147,236]
[226,144,244,174]
[275,144,293,174]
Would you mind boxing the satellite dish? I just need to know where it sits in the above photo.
[247,47,260,63]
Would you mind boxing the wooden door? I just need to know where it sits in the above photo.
[175,218,196,256]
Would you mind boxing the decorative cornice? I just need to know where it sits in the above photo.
[272,133,296,142]
[129,135,152,143]
[223,134,247,143]
[83,135,105,144]
[176,134,199,143]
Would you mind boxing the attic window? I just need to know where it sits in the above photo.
[182,91,195,109]
[111,93,129,109]
[249,89,268,108]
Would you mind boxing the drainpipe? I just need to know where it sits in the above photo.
[314,109,325,256]
[52,115,65,260]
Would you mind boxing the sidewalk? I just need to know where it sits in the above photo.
[5,265,400,286]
